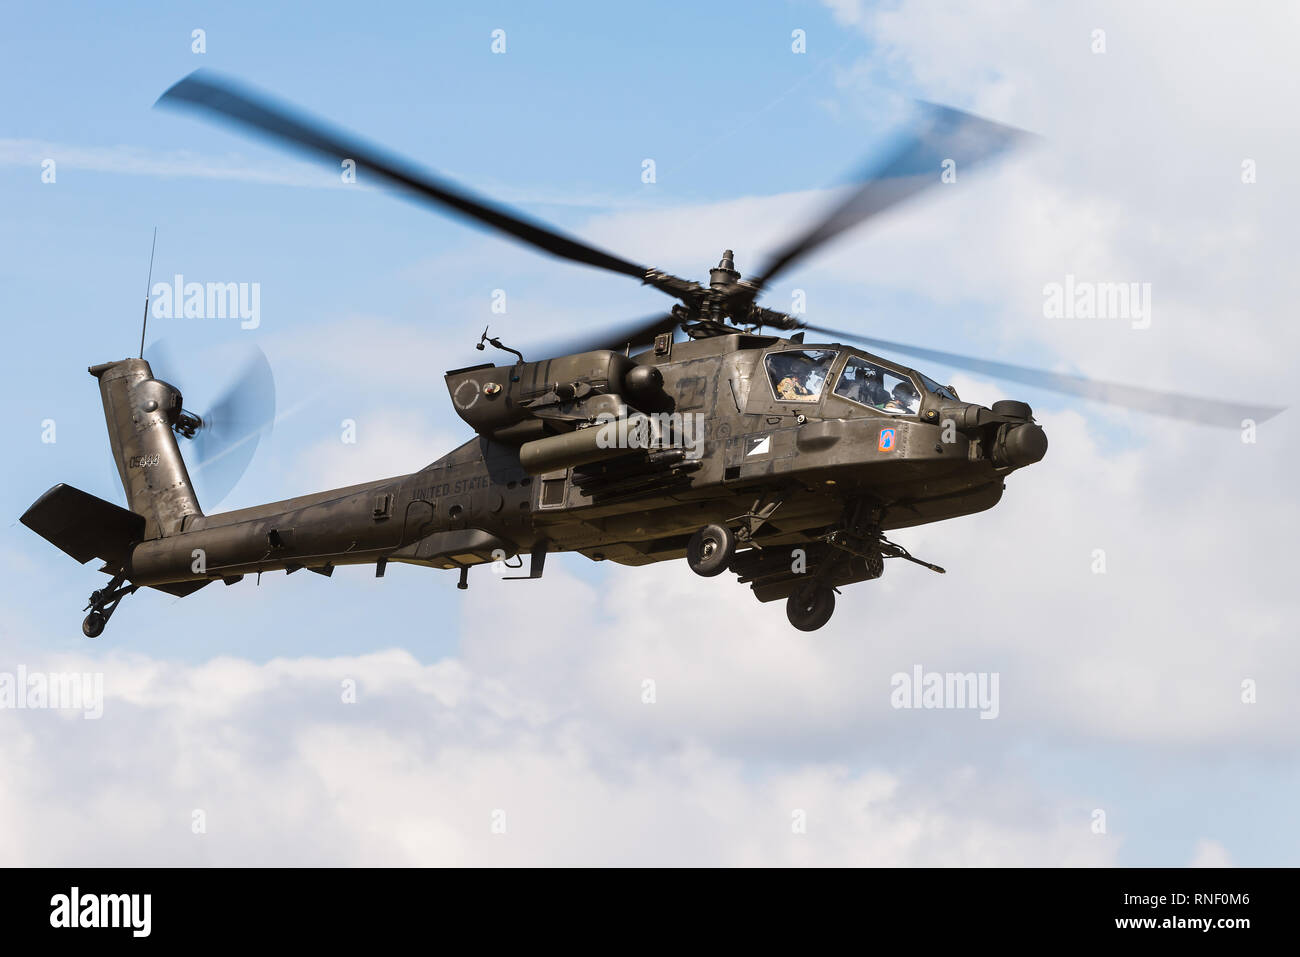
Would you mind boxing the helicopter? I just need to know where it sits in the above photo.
[21,72,1284,635]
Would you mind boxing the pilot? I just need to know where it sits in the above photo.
[855,368,888,407]
[774,355,816,400]
[884,381,920,414]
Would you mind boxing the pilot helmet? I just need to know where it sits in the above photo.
[778,352,811,377]
[892,381,918,404]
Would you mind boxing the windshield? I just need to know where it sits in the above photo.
[765,349,839,402]
[917,371,958,401]
[834,356,921,415]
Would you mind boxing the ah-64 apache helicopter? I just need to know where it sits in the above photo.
[21,72,1283,636]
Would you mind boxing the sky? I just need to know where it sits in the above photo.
[0,0,1296,865]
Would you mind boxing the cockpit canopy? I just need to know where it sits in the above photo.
[762,347,958,414]
[766,349,838,402]
[834,355,920,414]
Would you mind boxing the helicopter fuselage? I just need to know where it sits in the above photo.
[124,333,1044,598]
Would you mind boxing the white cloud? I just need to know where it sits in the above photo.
[0,647,1116,866]
[294,409,461,490]
[0,138,340,188]
[0,137,659,213]
[1189,838,1232,868]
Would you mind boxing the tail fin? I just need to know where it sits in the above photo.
[89,358,202,538]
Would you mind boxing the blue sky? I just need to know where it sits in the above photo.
[0,0,936,662]
[1,1,1295,867]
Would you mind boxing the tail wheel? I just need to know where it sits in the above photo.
[686,523,736,577]
[786,582,835,631]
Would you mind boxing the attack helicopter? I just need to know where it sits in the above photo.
[21,72,1284,635]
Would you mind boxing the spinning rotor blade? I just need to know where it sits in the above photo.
[157,71,654,282]
[145,339,277,506]
[745,102,1033,302]
[800,324,1285,429]
[191,346,276,506]
[556,312,680,356]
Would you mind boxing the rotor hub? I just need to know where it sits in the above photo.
[708,249,740,290]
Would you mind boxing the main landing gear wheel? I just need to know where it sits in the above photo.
[686,523,736,577]
[82,611,106,639]
[787,582,836,632]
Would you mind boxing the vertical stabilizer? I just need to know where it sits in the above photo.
[89,358,203,538]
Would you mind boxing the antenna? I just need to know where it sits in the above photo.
[475,325,525,364]
[138,227,158,359]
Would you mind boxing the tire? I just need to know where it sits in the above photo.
[82,612,105,639]
[786,583,835,631]
[686,523,736,577]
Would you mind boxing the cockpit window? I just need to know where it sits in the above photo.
[834,356,921,415]
[918,371,958,401]
[765,349,838,402]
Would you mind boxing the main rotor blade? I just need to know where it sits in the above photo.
[800,325,1285,429]
[747,102,1033,299]
[555,312,679,356]
[157,71,650,280]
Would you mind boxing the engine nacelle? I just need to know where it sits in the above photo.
[443,350,669,441]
